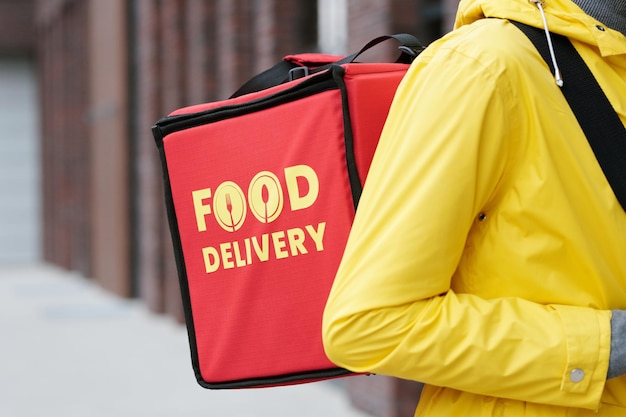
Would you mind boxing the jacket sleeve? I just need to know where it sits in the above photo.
[321,38,611,410]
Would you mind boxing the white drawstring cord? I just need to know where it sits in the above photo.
[530,0,564,87]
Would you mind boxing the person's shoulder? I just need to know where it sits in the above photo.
[422,18,540,75]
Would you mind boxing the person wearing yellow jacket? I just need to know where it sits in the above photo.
[322,0,626,415]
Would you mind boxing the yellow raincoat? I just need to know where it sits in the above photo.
[321,0,626,415]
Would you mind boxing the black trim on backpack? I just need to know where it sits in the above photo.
[152,125,204,385]
[332,65,363,210]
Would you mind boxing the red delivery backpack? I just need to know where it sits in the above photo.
[152,34,424,389]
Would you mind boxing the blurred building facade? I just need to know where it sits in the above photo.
[3,0,459,416]
[0,0,40,263]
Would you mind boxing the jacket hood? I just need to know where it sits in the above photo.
[454,0,626,57]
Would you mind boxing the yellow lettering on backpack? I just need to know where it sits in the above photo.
[284,165,319,211]
[199,222,327,275]
[192,188,212,232]
[306,222,326,251]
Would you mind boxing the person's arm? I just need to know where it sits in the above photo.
[322,35,611,409]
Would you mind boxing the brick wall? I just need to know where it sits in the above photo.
[131,0,166,310]
[0,0,35,54]
[88,0,131,296]
[36,0,131,294]
[348,0,391,56]
[36,0,92,277]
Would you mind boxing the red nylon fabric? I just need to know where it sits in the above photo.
[159,61,410,388]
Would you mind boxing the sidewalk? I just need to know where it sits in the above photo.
[0,263,373,417]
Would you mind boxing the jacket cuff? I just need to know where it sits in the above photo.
[552,305,611,398]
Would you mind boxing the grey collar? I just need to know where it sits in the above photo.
[570,0,626,36]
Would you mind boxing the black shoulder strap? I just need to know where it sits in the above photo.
[512,21,626,212]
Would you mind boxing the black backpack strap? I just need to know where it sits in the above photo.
[230,34,424,99]
[512,21,626,212]
[229,59,300,99]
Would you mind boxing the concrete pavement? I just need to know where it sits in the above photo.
[0,263,373,417]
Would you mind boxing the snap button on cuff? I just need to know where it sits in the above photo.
[570,368,585,383]
[596,25,605,31]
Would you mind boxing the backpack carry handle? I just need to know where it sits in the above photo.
[230,34,425,98]
[340,34,425,65]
